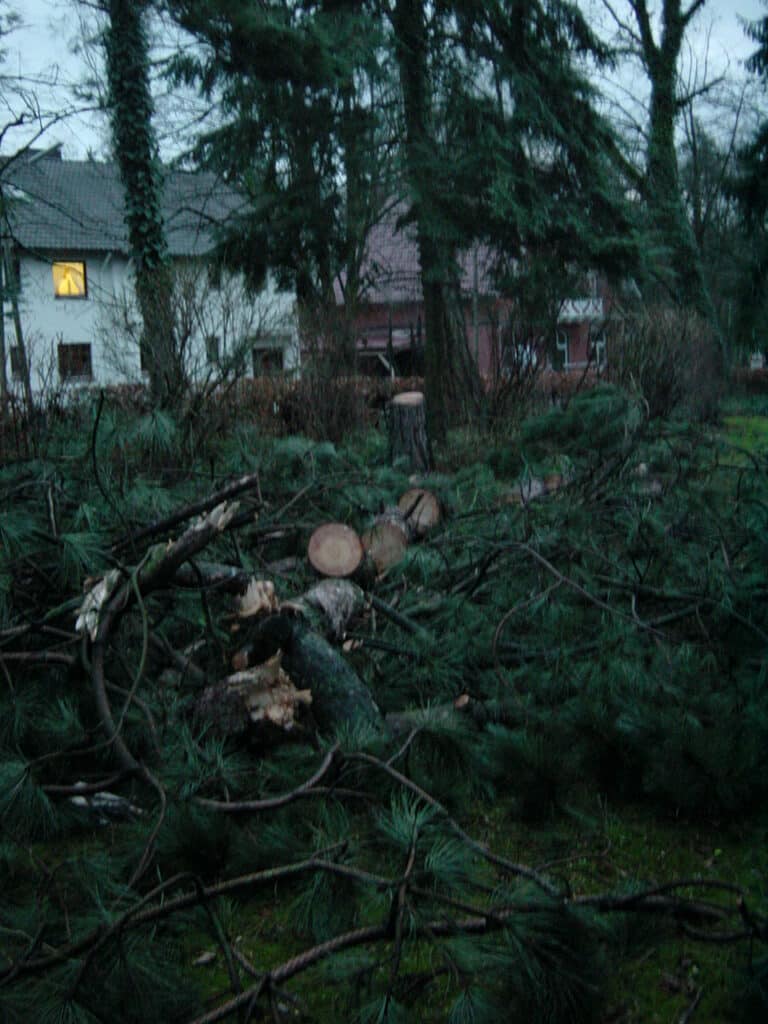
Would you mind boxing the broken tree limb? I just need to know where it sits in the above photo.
[173,560,254,593]
[194,651,312,739]
[85,502,241,773]
[283,578,365,640]
[113,473,262,554]
[236,614,383,736]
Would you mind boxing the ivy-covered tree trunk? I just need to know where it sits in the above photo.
[104,0,180,408]
[632,0,720,333]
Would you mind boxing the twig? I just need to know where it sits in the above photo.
[679,987,703,1023]
[348,751,560,899]
[368,594,432,641]
[113,471,263,554]
[195,744,340,814]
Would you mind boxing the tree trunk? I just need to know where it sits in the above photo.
[386,391,430,473]
[3,242,33,412]
[105,0,179,407]
[633,0,722,351]
[391,0,481,443]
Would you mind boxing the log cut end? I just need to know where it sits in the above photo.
[308,523,364,578]
[361,521,409,574]
[398,488,441,537]
[391,390,425,408]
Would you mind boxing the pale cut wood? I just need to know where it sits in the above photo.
[308,523,364,578]
[391,390,424,407]
[398,488,441,537]
[361,521,409,574]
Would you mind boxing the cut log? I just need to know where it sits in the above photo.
[398,488,441,537]
[234,614,382,736]
[361,521,409,575]
[307,523,364,578]
[386,391,430,473]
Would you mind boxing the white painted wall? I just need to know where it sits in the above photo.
[3,251,299,397]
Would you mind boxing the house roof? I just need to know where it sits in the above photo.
[337,204,497,307]
[1,147,242,257]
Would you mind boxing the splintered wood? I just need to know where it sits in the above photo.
[194,652,311,736]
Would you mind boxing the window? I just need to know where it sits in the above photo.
[554,329,569,371]
[205,334,220,364]
[52,261,87,299]
[252,343,285,376]
[589,329,606,369]
[9,346,25,380]
[58,343,92,381]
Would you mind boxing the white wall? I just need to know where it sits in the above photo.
[3,251,299,396]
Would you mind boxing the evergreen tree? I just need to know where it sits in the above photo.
[166,0,390,351]
[388,0,637,439]
[732,1,768,352]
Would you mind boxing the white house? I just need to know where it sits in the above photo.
[1,145,299,396]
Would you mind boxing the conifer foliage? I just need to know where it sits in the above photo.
[0,389,767,1020]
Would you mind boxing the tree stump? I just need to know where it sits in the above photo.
[386,391,431,473]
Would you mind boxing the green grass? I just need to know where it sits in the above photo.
[174,796,768,1021]
[722,415,768,455]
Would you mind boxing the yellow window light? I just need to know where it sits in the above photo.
[52,261,87,299]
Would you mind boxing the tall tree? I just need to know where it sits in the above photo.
[598,0,720,325]
[732,2,768,350]
[103,0,179,407]
[389,0,637,439]
[390,0,480,442]
[166,0,390,349]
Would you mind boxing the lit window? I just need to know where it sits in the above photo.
[58,343,92,380]
[52,261,87,299]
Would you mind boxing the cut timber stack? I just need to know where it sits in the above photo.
[387,391,430,473]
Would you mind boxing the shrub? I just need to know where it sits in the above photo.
[605,305,722,421]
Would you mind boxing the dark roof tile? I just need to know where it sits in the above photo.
[2,153,242,256]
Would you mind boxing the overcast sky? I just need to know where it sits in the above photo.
[3,0,767,159]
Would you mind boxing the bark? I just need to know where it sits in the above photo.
[104,0,180,407]
[632,0,721,339]
[391,0,480,442]
[2,241,32,412]
[386,390,430,473]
